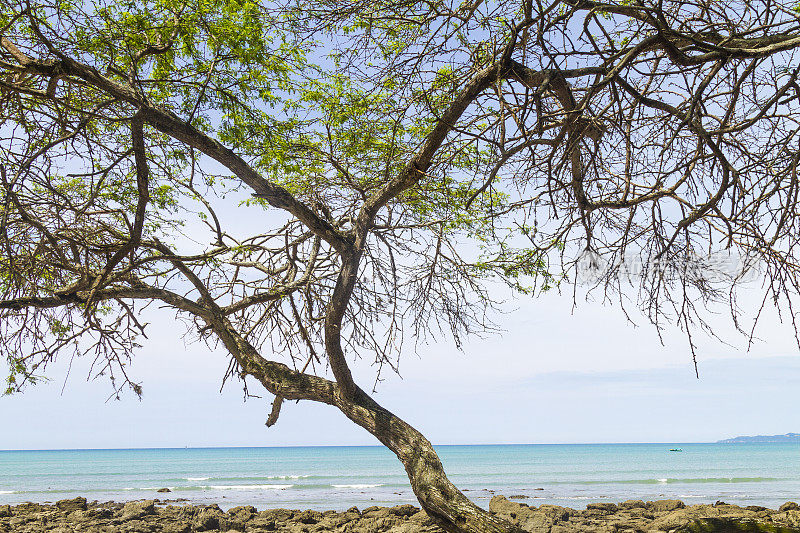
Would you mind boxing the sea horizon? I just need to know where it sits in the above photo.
[0,442,715,452]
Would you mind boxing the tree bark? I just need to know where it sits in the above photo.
[334,387,525,533]
[206,317,521,533]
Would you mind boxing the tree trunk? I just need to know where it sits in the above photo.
[211,319,522,533]
[334,387,525,533]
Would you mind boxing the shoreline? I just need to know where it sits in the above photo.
[4,444,798,514]
[1,496,799,532]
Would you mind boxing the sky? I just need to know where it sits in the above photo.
[1,275,798,449]
[1,151,798,450]
[1,0,799,454]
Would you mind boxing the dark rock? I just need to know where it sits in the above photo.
[346,506,360,515]
[228,505,256,516]
[218,515,246,531]
[121,499,156,520]
[715,500,729,506]
[747,505,769,512]
[56,497,87,512]
[389,504,419,518]
[489,495,527,516]
[538,504,572,522]
[157,487,171,493]
[68,508,110,522]
[781,502,800,512]
[260,508,293,522]
[648,499,686,512]
[227,504,256,524]
[620,499,647,509]
[0,505,10,518]
[509,494,530,499]
[587,502,618,513]
[498,499,575,532]
[362,506,391,519]
[295,509,322,524]
[13,502,42,514]
[192,507,221,531]
[247,517,278,531]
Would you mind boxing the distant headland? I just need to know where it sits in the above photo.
[717,432,800,443]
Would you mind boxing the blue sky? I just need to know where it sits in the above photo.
[2,283,798,449]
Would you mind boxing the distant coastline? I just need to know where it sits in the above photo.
[717,432,800,443]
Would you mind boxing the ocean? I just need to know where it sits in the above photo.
[1,444,798,511]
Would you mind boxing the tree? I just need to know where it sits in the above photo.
[2,0,800,531]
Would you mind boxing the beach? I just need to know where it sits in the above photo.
[2,496,800,532]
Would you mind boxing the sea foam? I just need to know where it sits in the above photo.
[201,485,292,490]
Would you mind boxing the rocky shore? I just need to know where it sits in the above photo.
[1,496,800,532]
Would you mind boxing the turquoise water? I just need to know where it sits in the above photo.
[1,444,798,510]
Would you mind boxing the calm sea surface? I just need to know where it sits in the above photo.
[1,444,798,510]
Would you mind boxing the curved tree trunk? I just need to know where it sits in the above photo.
[205,317,523,533]
[334,387,525,533]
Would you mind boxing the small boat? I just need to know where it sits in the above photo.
[669,448,683,452]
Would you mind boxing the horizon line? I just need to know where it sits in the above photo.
[1,441,764,452]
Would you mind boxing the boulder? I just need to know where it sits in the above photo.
[650,508,706,531]
[490,496,568,533]
[389,504,418,518]
[86,507,114,519]
[56,497,87,512]
[538,504,572,522]
[294,509,322,524]
[217,515,247,531]
[260,508,294,522]
[362,506,391,519]
[13,502,42,514]
[587,502,618,513]
[0,505,11,518]
[121,499,156,520]
[192,507,222,531]
[489,495,528,516]
[245,517,277,531]
[228,505,256,516]
[781,502,800,512]
[648,499,686,512]
[157,487,171,493]
[619,499,647,509]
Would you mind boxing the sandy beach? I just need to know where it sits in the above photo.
[1,496,799,532]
